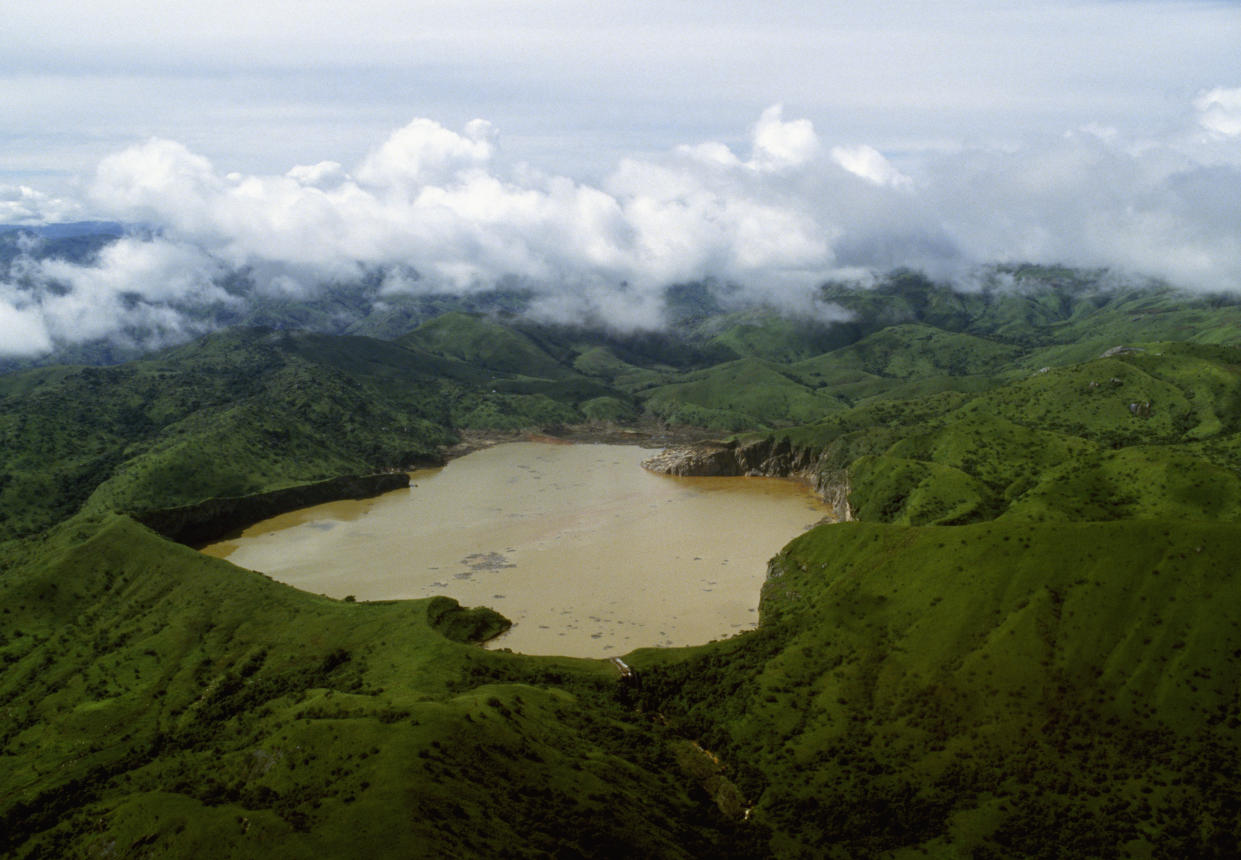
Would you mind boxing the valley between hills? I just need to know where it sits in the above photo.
[3,264,1241,857]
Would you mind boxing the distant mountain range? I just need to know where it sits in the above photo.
[0,221,125,241]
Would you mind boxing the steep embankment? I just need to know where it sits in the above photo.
[135,472,412,545]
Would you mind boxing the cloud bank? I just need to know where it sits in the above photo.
[3,91,1241,357]
[0,185,85,225]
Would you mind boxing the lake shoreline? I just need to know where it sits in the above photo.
[203,441,832,657]
[136,422,722,547]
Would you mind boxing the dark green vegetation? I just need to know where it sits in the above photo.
[4,266,1241,856]
[0,330,457,541]
[635,520,1241,857]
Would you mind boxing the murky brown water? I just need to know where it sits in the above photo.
[202,442,830,657]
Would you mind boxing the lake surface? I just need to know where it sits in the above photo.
[202,442,830,657]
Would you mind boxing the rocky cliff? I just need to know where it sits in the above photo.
[642,438,852,521]
[135,472,412,546]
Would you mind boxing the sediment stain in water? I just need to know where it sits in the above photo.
[202,442,830,657]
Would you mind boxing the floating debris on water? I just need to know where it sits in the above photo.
[460,551,517,571]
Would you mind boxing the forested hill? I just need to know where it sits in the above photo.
[3,268,1241,856]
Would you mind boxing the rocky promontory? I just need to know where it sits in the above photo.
[642,437,853,521]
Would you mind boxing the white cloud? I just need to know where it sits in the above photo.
[286,161,347,188]
[920,130,1241,290]
[1,236,235,356]
[81,112,852,325]
[830,145,912,188]
[0,298,53,356]
[1195,87,1241,138]
[675,142,742,170]
[38,237,227,307]
[5,0,1241,212]
[355,117,496,191]
[0,184,84,224]
[749,105,821,171]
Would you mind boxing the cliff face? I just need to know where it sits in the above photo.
[642,438,852,521]
[816,468,852,522]
[135,472,412,546]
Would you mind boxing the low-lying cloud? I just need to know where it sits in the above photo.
[0,184,84,225]
[3,90,1241,357]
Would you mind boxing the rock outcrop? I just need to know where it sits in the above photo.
[135,472,412,546]
[817,468,853,522]
[643,438,853,521]
[640,442,747,477]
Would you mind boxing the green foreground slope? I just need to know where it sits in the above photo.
[635,520,1241,857]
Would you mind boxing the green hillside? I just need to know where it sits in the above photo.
[0,326,624,541]
[643,358,849,430]
[792,323,1024,381]
[703,313,853,364]
[0,330,458,541]
[636,519,1241,857]
[399,311,572,379]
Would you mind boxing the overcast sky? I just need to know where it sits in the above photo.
[5,0,1239,188]
[3,0,1241,353]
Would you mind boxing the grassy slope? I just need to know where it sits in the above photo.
[643,358,849,431]
[763,342,1241,528]
[0,330,465,539]
[790,324,1024,382]
[630,272,1241,428]
[703,313,853,364]
[398,311,572,379]
[631,519,1241,857]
